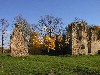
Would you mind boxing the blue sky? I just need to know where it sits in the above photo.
[0,0,100,25]
[0,0,100,48]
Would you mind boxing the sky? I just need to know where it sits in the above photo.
[0,0,100,48]
[0,0,100,25]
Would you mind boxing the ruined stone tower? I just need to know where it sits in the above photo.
[66,21,100,55]
[70,22,88,55]
[10,23,29,57]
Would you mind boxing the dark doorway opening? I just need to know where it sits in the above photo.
[98,50,100,54]
[88,41,91,53]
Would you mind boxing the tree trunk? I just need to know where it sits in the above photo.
[1,34,4,53]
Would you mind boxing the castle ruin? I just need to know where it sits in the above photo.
[10,21,100,56]
[66,21,100,55]
[10,23,29,57]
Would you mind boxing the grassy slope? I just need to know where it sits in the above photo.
[0,53,100,75]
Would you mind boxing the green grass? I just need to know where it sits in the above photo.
[0,53,100,75]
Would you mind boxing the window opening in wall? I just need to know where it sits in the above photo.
[97,30,100,40]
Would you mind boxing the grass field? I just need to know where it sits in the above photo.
[0,53,100,75]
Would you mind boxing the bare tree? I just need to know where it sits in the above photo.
[38,15,63,37]
[0,19,9,53]
[14,15,32,42]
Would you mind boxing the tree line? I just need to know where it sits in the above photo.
[0,15,89,55]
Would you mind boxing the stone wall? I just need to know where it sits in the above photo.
[69,22,88,55]
[89,26,100,55]
[10,23,29,57]
[10,22,100,56]
[66,22,100,55]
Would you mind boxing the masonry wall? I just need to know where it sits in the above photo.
[79,30,88,55]
[67,22,100,55]
[10,24,29,57]
[90,27,100,55]
[90,41,100,55]
[71,24,79,55]
[70,22,89,55]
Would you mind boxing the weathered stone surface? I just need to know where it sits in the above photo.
[10,23,29,57]
[66,22,100,55]
[90,26,100,55]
